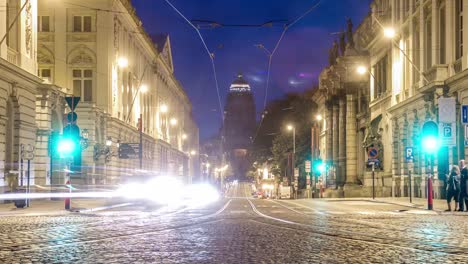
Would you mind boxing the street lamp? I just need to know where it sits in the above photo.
[287,125,295,154]
[383,27,396,39]
[182,134,187,140]
[357,65,367,75]
[160,104,168,113]
[117,57,128,68]
[170,118,178,126]
[190,150,197,155]
[315,114,323,121]
[140,84,148,93]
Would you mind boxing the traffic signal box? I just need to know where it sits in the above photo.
[421,121,439,154]
[313,159,325,175]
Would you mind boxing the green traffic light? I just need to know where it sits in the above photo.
[421,121,439,154]
[421,135,438,154]
[316,163,326,173]
[57,137,77,157]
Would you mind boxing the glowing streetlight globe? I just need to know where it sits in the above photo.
[117,57,128,68]
[384,27,396,38]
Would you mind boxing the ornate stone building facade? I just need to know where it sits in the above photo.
[316,0,468,199]
[33,0,198,185]
[0,0,41,192]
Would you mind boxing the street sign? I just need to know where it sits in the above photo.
[65,96,80,111]
[463,105,468,124]
[305,160,311,173]
[118,143,140,159]
[439,97,456,123]
[405,147,413,162]
[368,147,379,159]
[439,123,456,146]
[67,112,77,123]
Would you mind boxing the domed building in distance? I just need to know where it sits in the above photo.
[222,74,256,180]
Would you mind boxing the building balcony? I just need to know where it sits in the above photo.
[7,47,19,66]
[419,64,448,94]
[423,64,448,84]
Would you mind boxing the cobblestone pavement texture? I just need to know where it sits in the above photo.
[1,183,468,263]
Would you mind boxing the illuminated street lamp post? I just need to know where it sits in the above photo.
[287,124,296,198]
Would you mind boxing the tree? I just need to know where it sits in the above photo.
[249,88,317,184]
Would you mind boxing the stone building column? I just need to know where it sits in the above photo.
[391,118,400,197]
[332,102,339,166]
[338,97,346,187]
[345,94,357,185]
[325,102,333,166]
[332,101,339,186]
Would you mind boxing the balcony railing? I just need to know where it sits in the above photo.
[7,47,19,66]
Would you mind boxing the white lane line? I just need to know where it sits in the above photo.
[268,199,307,215]
[247,199,296,225]
[279,200,324,214]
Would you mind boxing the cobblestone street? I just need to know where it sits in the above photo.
[1,183,468,263]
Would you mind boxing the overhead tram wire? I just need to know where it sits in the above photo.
[164,0,224,123]
[251,0,322,144]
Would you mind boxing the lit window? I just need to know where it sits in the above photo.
[73,16,92,32]
[38,16,50,32]
[72,69,93,102]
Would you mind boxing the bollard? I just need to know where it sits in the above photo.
[65,180,71,210]
[427,176,433,210]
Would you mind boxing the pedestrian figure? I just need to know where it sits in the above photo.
[446,165,461,211]
[459,160,468,211]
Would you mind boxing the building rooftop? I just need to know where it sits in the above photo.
[230,74,251,92]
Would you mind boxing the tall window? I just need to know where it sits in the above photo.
[73,16,92,32]
[72,69,93,102]
[456,0,464,59]
[38,68,52,83]
[372,55,388,99]
[413,18,420,83]
[38,16,50,32]
[439,5,446,64]
[425,17,432,70]
[6,0,19,50]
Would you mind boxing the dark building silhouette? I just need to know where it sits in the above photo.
[222,74,256,179]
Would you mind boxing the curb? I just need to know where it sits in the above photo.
[73,202,133,213]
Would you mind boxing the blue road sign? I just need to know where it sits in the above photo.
[405,147,413,162]
[368,147,379,159]
[463,105,468,123]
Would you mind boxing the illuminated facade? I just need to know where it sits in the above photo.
[316,0,467,199]
[0,0,41,191]
[36,0,199,185]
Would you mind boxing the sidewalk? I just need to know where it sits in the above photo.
[303,197,449,212]
[0,198,126,216]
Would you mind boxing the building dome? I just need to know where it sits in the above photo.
[230,73,250,92]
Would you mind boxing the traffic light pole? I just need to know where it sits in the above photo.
[372,163,375,200]
[427,155,433,210]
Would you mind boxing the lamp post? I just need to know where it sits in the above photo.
[287,124,296,198]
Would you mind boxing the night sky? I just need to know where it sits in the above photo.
[131,0,373,140]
